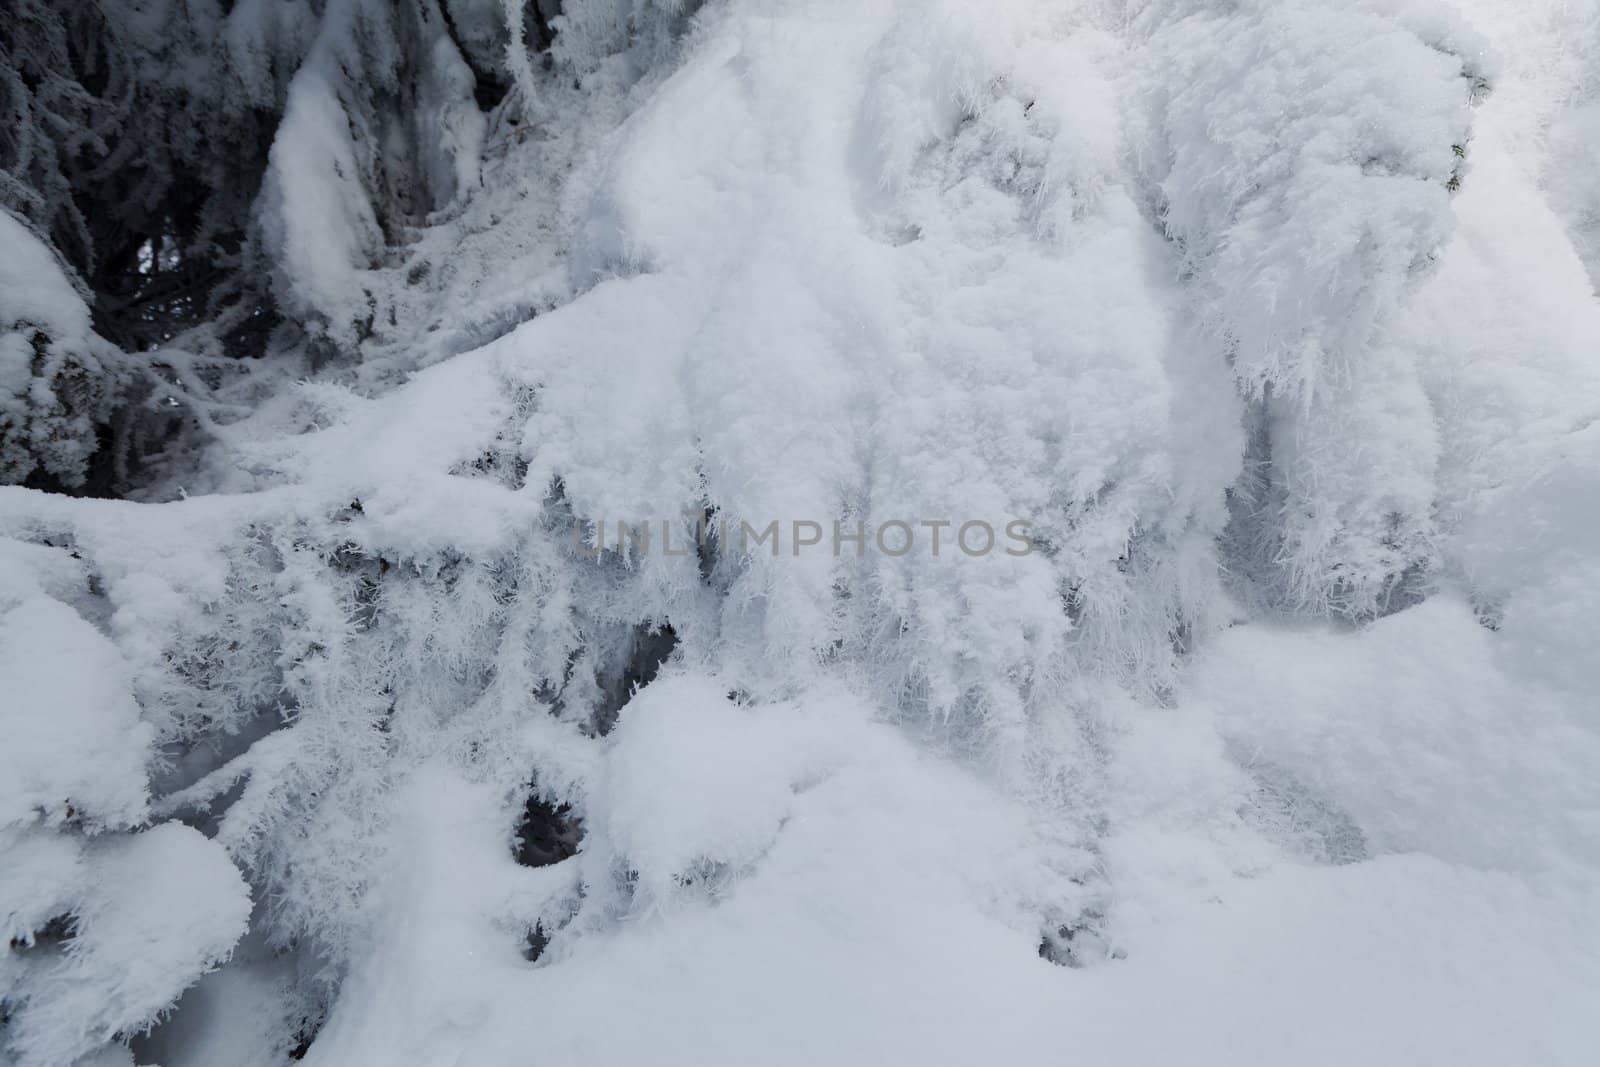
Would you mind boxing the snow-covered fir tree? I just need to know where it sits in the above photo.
[3,1,1598,1064]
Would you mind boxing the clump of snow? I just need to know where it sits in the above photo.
[0,211,129,488]
[0,832,86,949]
[1,825,250,1067]
[1135,0,1477,615]
[0,595,151,831]
[257,0,491,352]
[594,676,832,901]
[0,563,252,1065]
[1139,0,1470,397]
[257,64,386,351]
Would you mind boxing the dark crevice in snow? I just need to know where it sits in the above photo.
[8,914,76,954]
[522,922,553,963]
[287,1022,318,1061]
[592,621,679,736]
[514,794,584,870]
[450,390,537,487]
[438,0,512,110]
[1038,912,1116,969]
[693,504,719,584]
[529,0,561,52]
[450,445,531,489]
[1472,598,1504,632]
[513,789,583,962]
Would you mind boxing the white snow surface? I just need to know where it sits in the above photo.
[304,1,1596,1063]
[3,0,1600,1064]
[0,594,151,832]
[0,825,251,1067]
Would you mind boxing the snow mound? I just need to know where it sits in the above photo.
[1,824,250,1067]
[1189,597,1600,873]
[0,595,151,831]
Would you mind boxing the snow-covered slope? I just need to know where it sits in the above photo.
[2,0,1598,1064]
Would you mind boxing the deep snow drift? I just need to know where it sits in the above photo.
[3,1,1599,1065]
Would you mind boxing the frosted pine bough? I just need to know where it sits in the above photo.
[2,1,1599,1064]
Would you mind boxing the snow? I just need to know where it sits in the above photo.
[0,212,94,342]
[595,676,838,901]
[258,0,488,349]
[0,210,127,486]
[1188,597,1600,873]
[131,955,305,1067]
[258,63,385,348]
[1141,0,1471,399]
[264,3,1600,1062]
[0,595,151,831]
[295,680,1600,1067]
[0,546,252,1066]
[0,824,251,1067]
[4,0,1600,1063]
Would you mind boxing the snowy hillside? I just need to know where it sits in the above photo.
[2,1,1598,1064]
